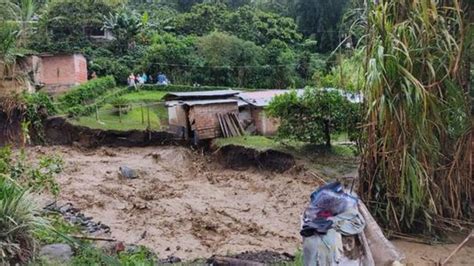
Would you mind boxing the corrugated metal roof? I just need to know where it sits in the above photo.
[239,90,303,107]
[163,90,241,100]
[165,99,247,107]
[239,88,362,106]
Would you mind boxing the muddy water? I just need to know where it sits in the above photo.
[27,146,320,260]
[26,146,474,264]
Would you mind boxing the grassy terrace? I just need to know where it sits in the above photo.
[214,136,359,179]
[70,90,168,131]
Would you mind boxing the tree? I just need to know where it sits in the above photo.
[33,0,115,52]
[224,5,301,45]
[265,39,297,89]
[195,32,264,87]
[140,33,196,84]
[267,88,358,146]
[102,9,143,53]
[173,3,228,35]
[295,0,350,52]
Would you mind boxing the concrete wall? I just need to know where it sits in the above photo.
[251,108,280,136]
[189,102,238,140]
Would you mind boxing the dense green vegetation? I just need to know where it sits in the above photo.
[267,88,360,146]
[359,0,472,235]
[7,0,359,90]
[58,76,117,111]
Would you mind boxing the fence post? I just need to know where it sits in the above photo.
[95,105,99,121]
[147,105,151,129]
[141,104,144,124]
[119,106,122,123]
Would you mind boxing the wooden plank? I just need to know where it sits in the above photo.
[231,113,245,135]
[228,113,242,136]
[224,114,239,137]
[217,113,227,138]
[220,113,231,138]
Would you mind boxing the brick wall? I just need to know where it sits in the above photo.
[40,54,88,94]
[189,102,238,140]
[74,54,88,83]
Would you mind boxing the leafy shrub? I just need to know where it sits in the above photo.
[267,88,361,146]
[110,97,130,109]
[58,76,117,111]
[110,97,131,114]
[34,213,79,245]
[72,244,156,266]
[89,57,131,84]
[0,147,63,197]
[26,155,63,197]
[0,178,43,264]
[66,87,130,117]
[22,92,57,143]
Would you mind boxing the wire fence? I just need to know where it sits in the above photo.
[75,101,168,131]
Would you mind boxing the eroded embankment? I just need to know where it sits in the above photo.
[215,144,296,172]
[43,116,177,147]
[28,145,319,261]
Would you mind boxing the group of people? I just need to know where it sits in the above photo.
[128,72,170,87]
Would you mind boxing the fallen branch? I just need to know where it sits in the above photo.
[309,171,327,185]
[71,235,116,242]
[390,233,433,245]
[441,231,473,265]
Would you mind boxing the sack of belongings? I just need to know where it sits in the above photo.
[301,181,404,266]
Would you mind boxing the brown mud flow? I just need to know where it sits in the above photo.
[28,145,319,260]
[26,145,474,264]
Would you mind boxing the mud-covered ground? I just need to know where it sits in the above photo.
[29,145,320,260]
[26,146,474,264]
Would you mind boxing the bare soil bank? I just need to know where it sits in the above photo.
[43,116,177,147]
[216,144,296,172]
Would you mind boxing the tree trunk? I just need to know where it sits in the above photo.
[324,119,331,147]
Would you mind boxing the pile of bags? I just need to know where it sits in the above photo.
[300,181,404,266]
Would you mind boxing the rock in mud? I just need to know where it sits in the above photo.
[39,244,73,263]
[159,256,182,264]
[119,166,139,179]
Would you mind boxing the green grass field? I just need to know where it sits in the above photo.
[120,90,167,102]
[70,90,168,131]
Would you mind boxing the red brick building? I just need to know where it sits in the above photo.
[38,54,88,94]
[0,53,88,97]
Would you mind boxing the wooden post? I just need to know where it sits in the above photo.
[147,105,151,129]
[141,104,144,124]
[95,105,99,121]
[119,106,122,123]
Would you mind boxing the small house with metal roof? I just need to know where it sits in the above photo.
[164,90,244,142]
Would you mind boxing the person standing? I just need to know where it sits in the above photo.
[128,73,136,87]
